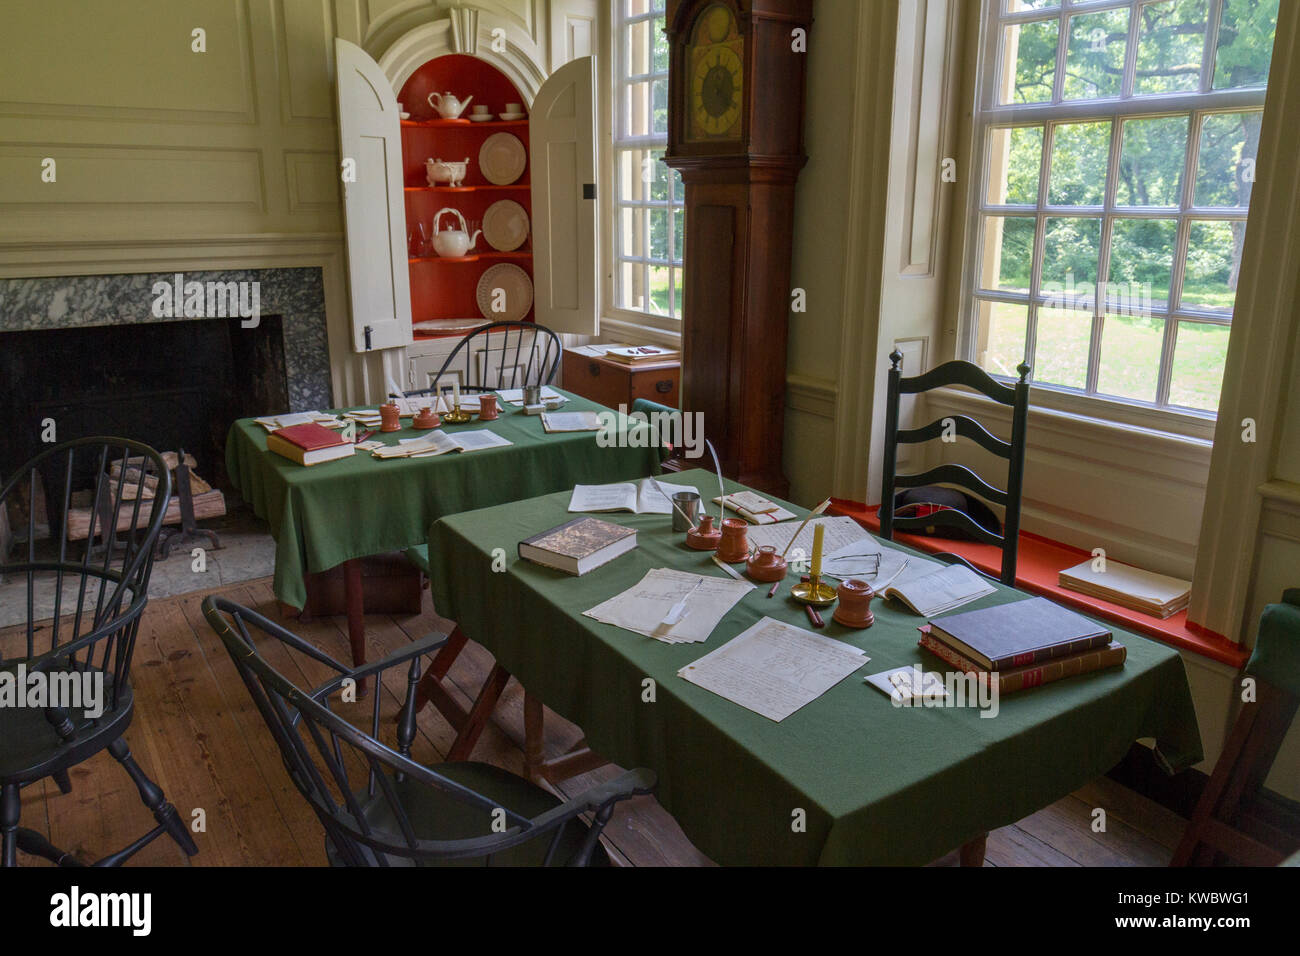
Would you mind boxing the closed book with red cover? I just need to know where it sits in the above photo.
[266,422,354,466]
[918,627,1127,694]
[927,596,1112,670]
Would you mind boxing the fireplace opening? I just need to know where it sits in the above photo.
[0,316,288,493]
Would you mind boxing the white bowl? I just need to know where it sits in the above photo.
[498,113,526,121]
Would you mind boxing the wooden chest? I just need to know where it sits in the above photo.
[561,349,681,410]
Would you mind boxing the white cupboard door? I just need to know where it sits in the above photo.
[335,38,412,353]
[529,55,598,336]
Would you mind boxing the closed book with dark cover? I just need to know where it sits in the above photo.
[927,596,1112,670]
[266,422,354,466]
[918,628,1127,694]
[518,516,637,576]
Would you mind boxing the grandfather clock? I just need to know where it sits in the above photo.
[664,0,812,498]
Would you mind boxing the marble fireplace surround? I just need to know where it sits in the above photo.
[0,267,332,411]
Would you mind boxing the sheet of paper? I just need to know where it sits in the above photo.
[256,410,324,431]
[678,617,869,721]
[583,568,753,644]
[540,411,602,433]
[570,343,623,357]
[712,495,796,525]
[569,483,638,513]
[820,538,945,584]
[497,386,564,405]
[863,666,949,704]
[745,516,872,561]
[372,431,456,458]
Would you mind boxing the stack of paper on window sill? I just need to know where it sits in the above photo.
[583,567,752,644]
[1058,558,1191,619]
[678,617,870,722]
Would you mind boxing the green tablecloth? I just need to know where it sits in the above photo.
[226,391,660,608]
[427,469,1203,866]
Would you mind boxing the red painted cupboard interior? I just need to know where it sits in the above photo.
[398,54,534,337]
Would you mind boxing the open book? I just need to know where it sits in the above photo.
[878,563,995,617]
[371,429,512,459]
[569,478,699,515]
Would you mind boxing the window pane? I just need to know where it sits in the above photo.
[1194,111,1262,208]
[1033,306,1091,388]
[648,265,671,315]
[1134,0,1207,95]
[1000,19,1058,104]
[1213,0,1279,89]
[618,260,643,311]
[1048,120,1111,205]
[1064,8,1129,100]
[1096,314,1164,402]
[1181,220,1242,311]
[1108,218,1176,307]
[980,216,1036,293]
[1006,0,1057,11]
[649,208,670,261]
[1116,116,1187,207]
[1042,216,1102,292]
[986,126,1043,205]
[673,206,685,262]
[626,18,651,75]
[651,78,669,134]
[975,300,1028,378]
[1168,321,1229,410]
[625,81,653,136]
[652,21,669,72]
[619,207,648,258]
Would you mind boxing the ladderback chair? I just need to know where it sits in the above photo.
[404,321,562,402]
[1172,589,1300,866]
[0,437,199,866]
[879,351,1031,587]
[202,596,655,866]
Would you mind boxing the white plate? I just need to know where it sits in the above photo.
[476,263,533,322]
[482,200,530,252]
[479,132,527,185]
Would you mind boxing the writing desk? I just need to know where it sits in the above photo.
[225,391,660,672]
[424,469,1202,865]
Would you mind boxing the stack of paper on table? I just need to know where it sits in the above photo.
[678,617,869,721]
[569,478,699,514]
[540,411,603,433]
[863,666,949,703]
[497,386,565,405]
[583,568,752,644]
[255,410,345,432]
[1058,558,1191,619]
[711,490,796,524]
[370,429,512,459]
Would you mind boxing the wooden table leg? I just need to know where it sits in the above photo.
[523,688,607,784]
[343,558,369,696]
[446,663,510,761]
[959,833,988,867]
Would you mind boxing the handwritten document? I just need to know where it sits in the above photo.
[678,617,869,721]
[584,567,753,644]
[746,516,871,560]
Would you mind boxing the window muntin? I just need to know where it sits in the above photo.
[968,0,1278,415]
[613,0,685,320]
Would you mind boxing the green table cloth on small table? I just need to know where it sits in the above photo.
[426,469,1203,866]
[225,390,661,610]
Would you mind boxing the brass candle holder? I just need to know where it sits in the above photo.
[791,573,837,607]
[441,404,473,424]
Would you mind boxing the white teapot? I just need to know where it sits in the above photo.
[427,91,474,119]
[431,208,481,258]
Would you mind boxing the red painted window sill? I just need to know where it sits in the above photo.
[829,499,1248,669]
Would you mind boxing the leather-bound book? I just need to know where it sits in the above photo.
[927,596,1112,670]
[518,517,637,576]
[918,628,1127,694]
[266,422,355,466]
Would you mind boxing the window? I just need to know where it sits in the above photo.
[612,0,685,320]
[965,0,1278,415]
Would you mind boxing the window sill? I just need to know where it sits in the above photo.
[829,500,1248,668]
[599,312,682,349]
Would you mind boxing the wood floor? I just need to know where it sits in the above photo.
[8,577,1190,866]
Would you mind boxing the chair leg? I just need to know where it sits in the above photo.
[959,833,988,867]
[52,770,73,795]
[1,784,18,867]
[107,737,198,858]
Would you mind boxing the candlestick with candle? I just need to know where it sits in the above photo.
[441,379,472,423]
[790,521,837,606]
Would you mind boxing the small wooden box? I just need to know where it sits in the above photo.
[561,349,681,410]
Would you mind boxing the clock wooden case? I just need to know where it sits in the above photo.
[664,0,813,497]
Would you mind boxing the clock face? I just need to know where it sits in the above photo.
[687,4,743,142]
